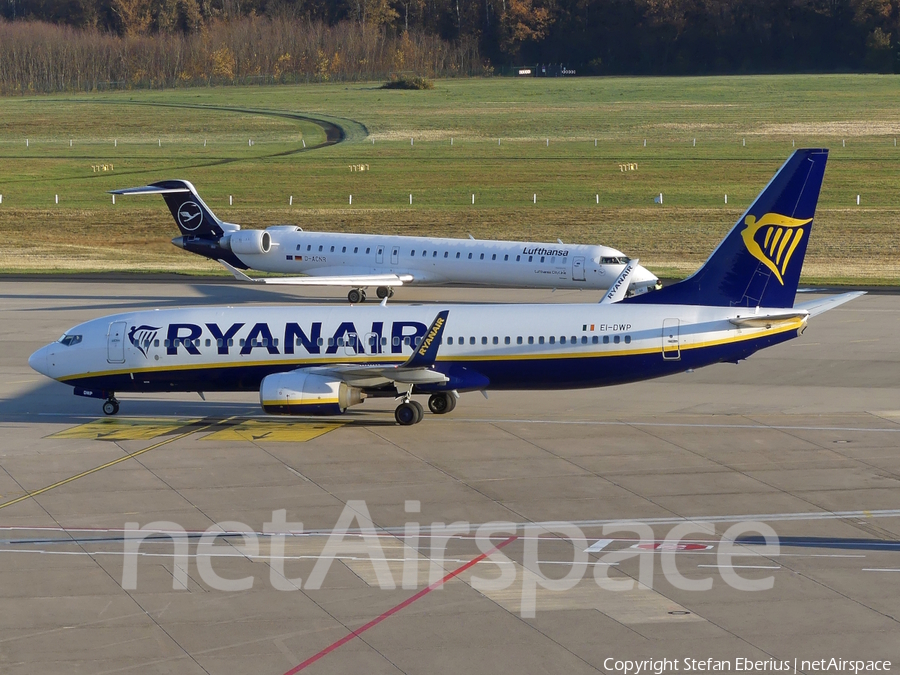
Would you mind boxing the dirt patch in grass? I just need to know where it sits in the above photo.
[753,121,900,136]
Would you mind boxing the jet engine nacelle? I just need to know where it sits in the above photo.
[260,371,365,416]
[222,230,271,255]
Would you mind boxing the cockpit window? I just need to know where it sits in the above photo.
[58,334,82,346]
[599,256,630,265]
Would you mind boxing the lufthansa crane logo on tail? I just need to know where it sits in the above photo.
[741,213,812,285]
[177,201,203,231]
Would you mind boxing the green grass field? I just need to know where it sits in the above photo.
[1,75,899,282]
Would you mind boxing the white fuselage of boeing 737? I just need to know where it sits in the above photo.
[29,302,806,394]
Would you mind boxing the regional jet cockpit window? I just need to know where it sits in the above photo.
[599,256,630,264]
[58,334,82,346]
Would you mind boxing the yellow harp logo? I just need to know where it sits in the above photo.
[741,213,812,285]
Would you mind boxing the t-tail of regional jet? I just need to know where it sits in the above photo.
[109,180,250,269]
[626,148,828,309]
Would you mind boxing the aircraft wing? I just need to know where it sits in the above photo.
[307,311,450,387]
[219,260,413,287]
[312,364,449,386]
[793,291,866,317]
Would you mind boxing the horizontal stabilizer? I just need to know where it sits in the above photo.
[218,260,413,287]
[729,311,808,328]
[794,291,866,317]
[109,185,191,195]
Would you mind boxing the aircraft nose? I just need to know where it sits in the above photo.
[635,264,659,284]
[28,345,50,377]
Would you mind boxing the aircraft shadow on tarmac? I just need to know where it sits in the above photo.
[1,379,399,428]
[9,282,603,314]
[738,536,900,552]
[9,283,326,313]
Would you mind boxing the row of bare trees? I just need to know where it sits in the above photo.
[0,17,484,93]
[2,0,898,87]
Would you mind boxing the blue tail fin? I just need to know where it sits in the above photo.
[110,180,225,239]
[626,149,828,308]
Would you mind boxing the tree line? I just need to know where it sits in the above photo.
[1,0,898,93]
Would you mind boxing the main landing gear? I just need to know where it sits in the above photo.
[394,399,424,426]
[427,392,457,415]
[347,288,367,304]
[348,287,394,303]
[394,391,458,425]
[102,396,120,416]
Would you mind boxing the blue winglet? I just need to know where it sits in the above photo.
[403,310,449,368]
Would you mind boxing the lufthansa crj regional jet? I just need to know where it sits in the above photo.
[109,180,660,302]
[31,150,862,425]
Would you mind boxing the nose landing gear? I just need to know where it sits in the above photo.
[102,397,120,415]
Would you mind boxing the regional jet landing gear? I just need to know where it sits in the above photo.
[102,396,120,416]
[347,288,367,303]
[376,286,394,299]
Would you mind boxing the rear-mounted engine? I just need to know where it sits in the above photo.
[222,230,271,255]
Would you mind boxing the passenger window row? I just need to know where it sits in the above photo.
[445,335,632,346]
[293,243,573,265]
[157,334,633,350]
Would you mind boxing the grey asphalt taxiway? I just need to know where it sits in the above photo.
[1,279,899,675]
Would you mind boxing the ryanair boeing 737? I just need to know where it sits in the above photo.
[32,150,861,425]
[109,180,659,302]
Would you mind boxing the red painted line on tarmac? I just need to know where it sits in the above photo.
[283,535,518,674]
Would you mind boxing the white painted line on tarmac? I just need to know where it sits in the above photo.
[862,568,900,572]
[456,419,900,433]
[585,538,614,552]
[698,565,781,569]
[3,509,900,538]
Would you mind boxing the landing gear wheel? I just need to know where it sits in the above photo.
[377,286,389,299]
[102,399,120,416]
[348,289,362,303]
[395,401,420,426]
[428,392,456,415]
[410,399,424,424]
